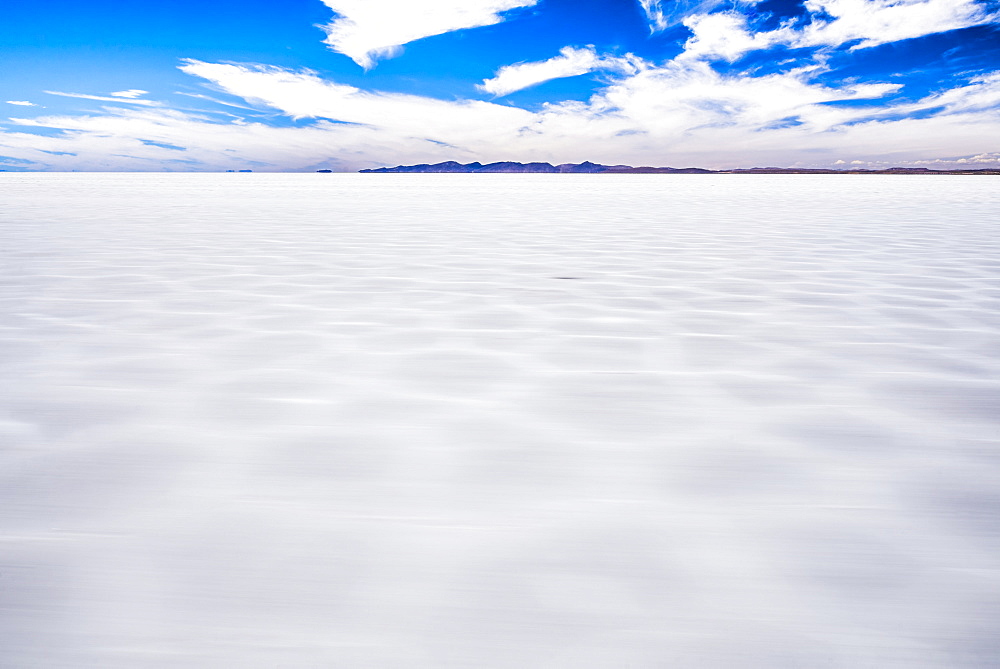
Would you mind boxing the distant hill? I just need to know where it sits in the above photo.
[356,161,1000,175]
[358,161,710,174]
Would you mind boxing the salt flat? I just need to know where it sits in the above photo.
[1,173,999,667]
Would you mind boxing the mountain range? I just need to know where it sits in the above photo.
[354,161,1000,175]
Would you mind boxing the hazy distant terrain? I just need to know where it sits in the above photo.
[2,173,999,668]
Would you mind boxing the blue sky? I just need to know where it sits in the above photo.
[2,0,999,170]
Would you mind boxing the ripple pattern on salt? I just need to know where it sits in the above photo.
[1,173,999,667]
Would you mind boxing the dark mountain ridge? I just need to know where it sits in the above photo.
[356,161,1000,175]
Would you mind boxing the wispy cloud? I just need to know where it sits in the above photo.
[794,0,999,51]
[1,106,470,171]
[179,59,532,145]
[638,0,669,32]
[5,100,37,107]
[175,91,271,112]
[478,46,645,96]
[637,0,731,33]
[3,62,996,171]
[110,89,149,99]
[44,91,158,106]
[529,59,905,152]
[130,59,994,169]
[319,0,539,68]
[681,0,999,62]
[6,1,999,172]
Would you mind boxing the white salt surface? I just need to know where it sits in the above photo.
[1,173,999,667]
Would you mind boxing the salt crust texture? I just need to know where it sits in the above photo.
[1,173,999,667]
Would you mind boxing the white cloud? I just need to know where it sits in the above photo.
[529,59,904,153]
[110,89,149,98]
[638,0,670,32]
[178,58,997,169]
[6,0,998,173]
[44,91,158,106]
[679,11,784,61]
[2,107,447,171]
[319,0,538,68]
[478,46,645,96]
[839,151,1000,168]
[637,0,732,33]
[956,152,1000,165]
[888,72,1000,117]
[5,100,36,106]
[179,60,533,148]
[4,58,998,172]
[795,0,999,51]
[680,0,999,62]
